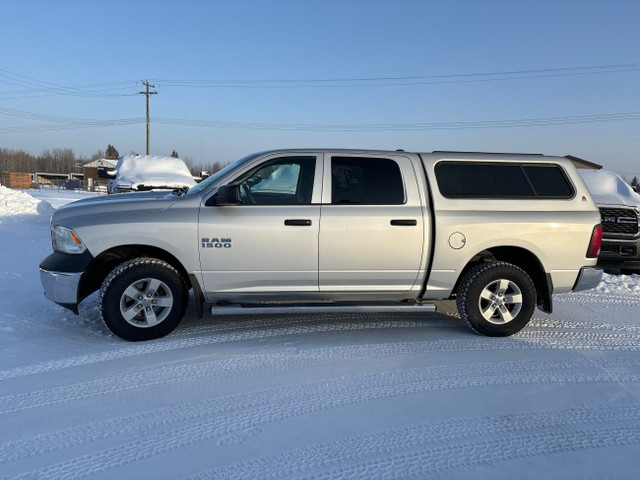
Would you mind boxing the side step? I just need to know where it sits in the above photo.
[210,303,437,316]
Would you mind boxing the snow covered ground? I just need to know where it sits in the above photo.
[1,187,640,479]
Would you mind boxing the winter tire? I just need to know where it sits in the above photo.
[99,258,188,341]
[456,262,536,337]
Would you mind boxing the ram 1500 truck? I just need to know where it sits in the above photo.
[40,149,603,341]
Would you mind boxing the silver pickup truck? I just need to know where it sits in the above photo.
[40,149,603,341]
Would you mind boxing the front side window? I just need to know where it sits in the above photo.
[231,156,316,204]
[331,157,405,204]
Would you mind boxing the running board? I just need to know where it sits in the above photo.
[210,303,437,316]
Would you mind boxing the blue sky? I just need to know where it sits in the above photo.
[1,0,639,174]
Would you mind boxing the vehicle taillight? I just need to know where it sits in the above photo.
[586,224,602,258]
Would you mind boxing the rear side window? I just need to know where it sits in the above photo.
[435,162,574,199]
[331,157,405,204]
[522,165,573,197]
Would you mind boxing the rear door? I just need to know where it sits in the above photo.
[319,153,426,293]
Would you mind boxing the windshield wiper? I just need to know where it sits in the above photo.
[172,186,190,196]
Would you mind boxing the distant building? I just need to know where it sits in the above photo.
[83,159,118,192]
[564,155,603,170]
[0,172,32,189]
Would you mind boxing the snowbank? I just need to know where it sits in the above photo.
[0,186,54,224]
[579,169,640,207]
[113,155,197,190]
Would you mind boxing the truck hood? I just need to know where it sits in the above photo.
[578,169,640,208]
[52,191,178,226]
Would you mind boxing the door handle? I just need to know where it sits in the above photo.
[390,219,417,226]
[285,219,312,226]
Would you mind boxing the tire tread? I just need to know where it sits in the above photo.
[98,257,187,341]
[456,261,535,337]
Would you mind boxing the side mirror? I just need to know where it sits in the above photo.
[212,184,241,206]
[97,166,116,179]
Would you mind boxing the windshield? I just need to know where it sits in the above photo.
[185,153,260,197]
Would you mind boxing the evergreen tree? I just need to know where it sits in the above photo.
[631,176,640,193]
[170,150,179,158]
[105,144,120,160]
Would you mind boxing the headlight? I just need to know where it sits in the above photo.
[51,225,87,254]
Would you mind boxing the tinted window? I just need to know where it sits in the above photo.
[523,166,573,197]
[436,163,533,197]
[331,157,404,204]
[436,162,574,198]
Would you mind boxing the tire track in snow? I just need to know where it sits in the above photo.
[306,426,640,480]
[0,317,449,381]
[9,360,640,479]
[556,291,640,307]
[3,353,628,463]
[189,405,640,479]
[3,328,640,417]
[3,324,640,416]
[530,317,640,333]
[4,306,640,382]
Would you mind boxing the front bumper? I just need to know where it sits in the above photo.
[598,238,640,270]
[39,251,94,314]
[572,266,603,292]
[40,269,83,311]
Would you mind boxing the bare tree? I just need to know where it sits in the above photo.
[89,149,105,162]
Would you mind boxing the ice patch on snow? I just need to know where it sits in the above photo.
[0,186,54,224]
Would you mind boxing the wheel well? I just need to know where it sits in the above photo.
[453,247,552,313]
[79,245,192,301]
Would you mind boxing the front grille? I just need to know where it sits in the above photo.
[599,207,639,235]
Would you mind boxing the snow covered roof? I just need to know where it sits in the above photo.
[113,155,196,190]
[83,159,118,168]
[579,169,640,207]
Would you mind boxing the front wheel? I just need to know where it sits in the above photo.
[99,258,188,341]
[456,262,536,337]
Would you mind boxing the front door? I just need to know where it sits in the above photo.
[199,154,322,296]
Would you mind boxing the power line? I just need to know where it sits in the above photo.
[1,62,639,100]
[0,68,138,98]
[1,106,639,133]
[149,62,640,88]
[153,112,640,131]
[0,106,143,132]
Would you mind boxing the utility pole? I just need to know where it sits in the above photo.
[138,81,157,155]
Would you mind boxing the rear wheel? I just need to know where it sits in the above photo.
[456,262,536,337]
[99,258,188,341]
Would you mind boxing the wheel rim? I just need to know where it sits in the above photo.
[478,278,523,325]
[119,278,173,328]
